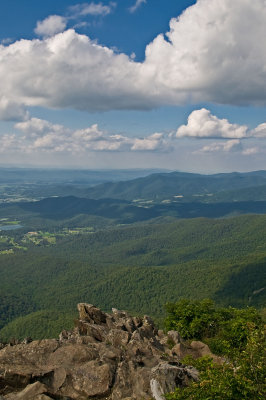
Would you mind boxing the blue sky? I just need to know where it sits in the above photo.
[0,0,266,171]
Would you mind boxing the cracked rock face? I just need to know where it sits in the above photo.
[0,303,198,399]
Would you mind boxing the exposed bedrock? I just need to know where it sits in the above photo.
[0,303,203,399]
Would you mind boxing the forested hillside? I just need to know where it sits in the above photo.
[0,214,265,341]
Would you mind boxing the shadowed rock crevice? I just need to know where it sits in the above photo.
[0,303,201,399]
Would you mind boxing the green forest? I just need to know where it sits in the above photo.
[0,214,265,341]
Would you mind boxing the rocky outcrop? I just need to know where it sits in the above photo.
[0,304,199,400]
[171,340,224,364]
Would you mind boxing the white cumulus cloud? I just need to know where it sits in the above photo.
[144,0,266,106]
[0,30,155,116]
[177,109,248,139]
[35,15,67,37]
[250,123,266,138]
[176,109,266,140]
[1,0,266,119]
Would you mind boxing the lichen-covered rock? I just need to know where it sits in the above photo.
[0,304,200,399]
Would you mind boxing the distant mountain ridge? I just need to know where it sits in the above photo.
[84,170,266,201]
[0,167,169,185]
[2,169,266,204]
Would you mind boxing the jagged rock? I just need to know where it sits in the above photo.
[58,329,73,342]
[112,308,129,319]
[168,330,181,345]
[78,303,107,325]
[190,341,215,356]
[106,328,130,347]
[0,303,200,400]
[159,330,181,347]
[171,340,224,363]
[4,381,48,399]
[75,319,108,341]
[21,337,32,345]
[150,362,199,400]
[8,339,19,346]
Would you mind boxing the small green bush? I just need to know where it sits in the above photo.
[165,325,266,400]
[165,299,262,355]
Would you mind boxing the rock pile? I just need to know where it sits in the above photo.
[0,303,201,400]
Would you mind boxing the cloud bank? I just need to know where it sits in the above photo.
[5,118,168,153]
[0,0,266,120]
[1,107,265,159]
[0,108,263,156]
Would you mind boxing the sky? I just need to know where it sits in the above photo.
[0,0,266,172]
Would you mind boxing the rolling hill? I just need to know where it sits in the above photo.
[83,170,266,201]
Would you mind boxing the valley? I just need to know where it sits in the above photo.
[0,168,265,341]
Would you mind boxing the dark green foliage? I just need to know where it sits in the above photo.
[0,293,36,330]
[0,215,265,340]
[165,299,262,355]
[165,299,218,340]
[166,308,266,400]
[165,332,266,399]
[0,310,76,342]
